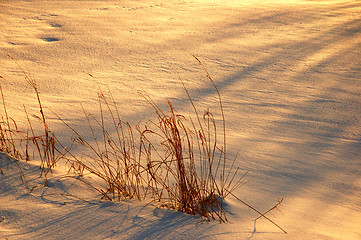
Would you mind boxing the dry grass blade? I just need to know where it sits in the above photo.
[0,79,18,158]
[193,55,227,193]
[229,192,287,233]
[0,79,29,188]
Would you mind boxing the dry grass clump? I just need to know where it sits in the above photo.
[0,56,286,231]
[22,71,65,181]
[136,79,245,222]
[57,87,146,201]
[55,72,242,222]
[137,98,231,221]
[0,81,21,159]
[1,56,65,182]
[0,80,26,181]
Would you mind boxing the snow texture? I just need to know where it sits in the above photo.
[1,0,361,239]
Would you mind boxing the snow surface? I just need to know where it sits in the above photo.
[1,0,361,239]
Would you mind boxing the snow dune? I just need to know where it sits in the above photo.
[1,0,361,239]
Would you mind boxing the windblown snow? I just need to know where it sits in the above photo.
[1,0,361,239]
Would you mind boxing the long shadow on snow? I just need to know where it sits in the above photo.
[157,3,361,212]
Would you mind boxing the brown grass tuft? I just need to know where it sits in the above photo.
[0,56,286,232]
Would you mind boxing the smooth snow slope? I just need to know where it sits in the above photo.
[1,0,361,239]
